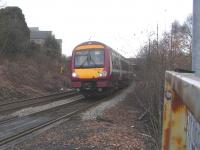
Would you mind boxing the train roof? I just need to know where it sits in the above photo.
[74,41,107,50]
[73,41,130,63]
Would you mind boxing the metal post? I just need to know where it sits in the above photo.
[148,38,151,55]
[157,24,159,50]
[192,0,200,75]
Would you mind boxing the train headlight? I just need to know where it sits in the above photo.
[72,72,78,78]
[99,71,107,77]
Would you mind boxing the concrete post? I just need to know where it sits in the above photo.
[192,0,200,75]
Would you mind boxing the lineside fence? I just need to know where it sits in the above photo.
[162,71,200,150]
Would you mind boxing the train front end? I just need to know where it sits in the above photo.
[71,41,111,94]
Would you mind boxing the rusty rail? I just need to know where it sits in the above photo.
[162,71,200,150]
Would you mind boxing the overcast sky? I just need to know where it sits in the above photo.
[6,0,192,57]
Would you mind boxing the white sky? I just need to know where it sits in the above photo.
[6,0,192,57]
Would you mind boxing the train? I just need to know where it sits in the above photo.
[71,41,133,95]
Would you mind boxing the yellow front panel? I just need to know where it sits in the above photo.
[75,68,104,79]
[75,45,104,50]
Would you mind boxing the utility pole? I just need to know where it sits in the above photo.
[170,24,173,51]
[148,38,151,55]
[156,24,159,51]
[170,23,173,70]
[192,0,200,75]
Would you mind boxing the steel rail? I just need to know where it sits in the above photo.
[0,91,78,114]
[0,94,113,147]
[0,116,17,125]
[0,90,76,106]
[0,94,82,125]
[0,86,128,147]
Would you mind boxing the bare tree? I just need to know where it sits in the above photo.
[135,17,192,149]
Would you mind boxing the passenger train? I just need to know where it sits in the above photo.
[71,41,133,95]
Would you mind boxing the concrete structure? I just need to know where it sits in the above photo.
[162,1,200,149]
[29,27,62,53]
[162,71,200,150]
[29,27,39,31]
[30,27,52,45]
[192,0,200,75]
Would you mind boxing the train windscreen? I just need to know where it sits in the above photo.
[74,49,104,68]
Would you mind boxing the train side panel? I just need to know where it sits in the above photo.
[109,49,131,87]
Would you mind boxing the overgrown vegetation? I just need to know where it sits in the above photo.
[0,7,70,102]
[135,15,192,149]
[0,7,30,56]
[44,35,61,56]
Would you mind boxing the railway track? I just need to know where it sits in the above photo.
[0,87,127,149]
[0,94,110,148]
[0,90,77,115]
